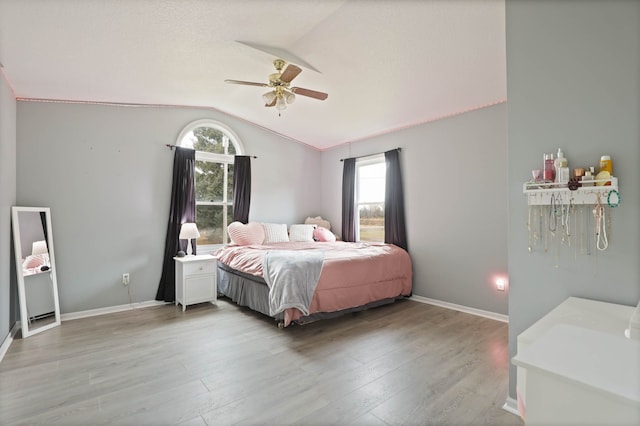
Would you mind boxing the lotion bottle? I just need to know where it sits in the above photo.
[554,148,569,185]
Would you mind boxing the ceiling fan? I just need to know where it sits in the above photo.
[225,59,328,113]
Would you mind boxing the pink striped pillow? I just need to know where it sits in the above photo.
[22,254,47,269]
[228,221,265,245]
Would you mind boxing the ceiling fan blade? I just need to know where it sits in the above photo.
[291,87,328,100]
[280,64,302,83]
[225,79,268,87]
[265,98,276,107]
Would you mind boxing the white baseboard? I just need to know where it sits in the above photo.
[410,295,509,323]
[502,396,520,417]
[61,300,169,321]
[0,322,21,363]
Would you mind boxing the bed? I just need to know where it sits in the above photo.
[214,241,412,327]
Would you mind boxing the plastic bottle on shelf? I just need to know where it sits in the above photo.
[543,153,555,182]
[599,155,612,174]
[598,155,612,186]
[554,148,570,185]
[554,148,564,179]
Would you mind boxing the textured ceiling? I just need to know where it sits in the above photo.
[0,0,506,150]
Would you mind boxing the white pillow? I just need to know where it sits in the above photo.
[262,223,289,243]
[289,224,316,242]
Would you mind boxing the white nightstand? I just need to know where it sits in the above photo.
[174,254,217,311]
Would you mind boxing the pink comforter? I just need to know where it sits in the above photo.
[215,241,412,325]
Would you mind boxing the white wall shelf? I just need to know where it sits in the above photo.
[523,177,619,205]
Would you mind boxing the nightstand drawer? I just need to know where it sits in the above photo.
[183,260,216,276]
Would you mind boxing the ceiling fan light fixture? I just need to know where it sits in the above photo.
[285,91,296,104]
[262,90,276,104]
[225,58,327,114]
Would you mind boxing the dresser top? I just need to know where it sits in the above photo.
[518,297,635,345]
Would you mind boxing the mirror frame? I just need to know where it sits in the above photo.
[11,206,61,338]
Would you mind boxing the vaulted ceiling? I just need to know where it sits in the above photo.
[0,0,506,150]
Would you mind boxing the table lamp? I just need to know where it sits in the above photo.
[31,240,48,256]
[179,223,200,256]
[31,239,50,269]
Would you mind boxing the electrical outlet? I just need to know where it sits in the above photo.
[122,273,130,286]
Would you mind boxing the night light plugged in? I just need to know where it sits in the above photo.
[496,278,506,291]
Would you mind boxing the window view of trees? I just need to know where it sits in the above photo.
[180,123,240,246]
[356,159,385,242]
[358,203,384,242]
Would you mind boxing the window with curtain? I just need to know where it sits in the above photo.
[356,155,385,242]
[177,119,244,248]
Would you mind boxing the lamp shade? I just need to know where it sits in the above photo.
[31,240,48,256]
[262,90,277,105]
[275,95,287,110]
[285,91,296,104]
[179,223,200,240]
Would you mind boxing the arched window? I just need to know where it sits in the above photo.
[177,119,245,247]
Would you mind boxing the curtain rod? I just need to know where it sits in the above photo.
[165,144,191,150]
[339,147,401,162]
[165,144,257,158]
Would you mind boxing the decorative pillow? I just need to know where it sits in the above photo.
[22,254,47,269]
[227,221,265,245]
[305,216,331,230]
[314,226,337,242]
[262,223,290,243]
[289,224,316,242]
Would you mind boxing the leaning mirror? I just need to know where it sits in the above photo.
[11,206,61,338]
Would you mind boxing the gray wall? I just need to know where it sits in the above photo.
[16,101,321,314]
[15,99,508,319]
[321,103,509,315]
[506,0,640,398]
[0,71,17,343]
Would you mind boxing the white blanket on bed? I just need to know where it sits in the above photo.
[263,250,324,317]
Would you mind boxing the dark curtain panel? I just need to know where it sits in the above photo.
[232,155,252,224]
[384,149,408,251]
[341,157,356,242]
[156,147,196,302]
[39,212,49,251]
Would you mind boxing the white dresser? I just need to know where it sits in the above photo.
[513,297,639,425]
[174,254,217,311]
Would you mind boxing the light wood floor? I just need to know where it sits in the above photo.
[0,299,523,426]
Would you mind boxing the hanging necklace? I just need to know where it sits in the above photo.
[549,194,557,233]
[594,193,608,251]
[562,197,573,245]
[528,204,533,252]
